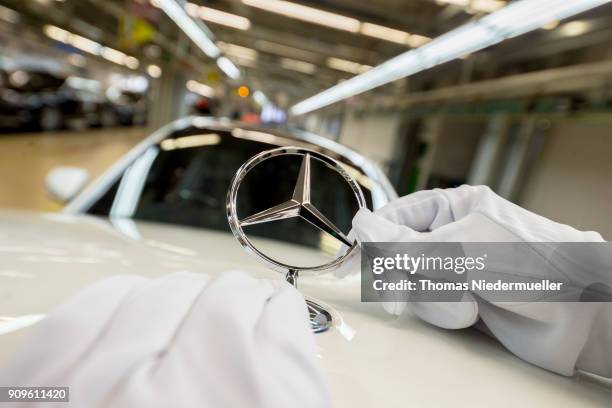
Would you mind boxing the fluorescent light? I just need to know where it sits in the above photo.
[407,34,431,47]
[470,0,506,13]
[161,134,221,150]
[147,64,163,78]
[242,0,360,32]
[43,25,70,42]
[360,22,410,44]
[217,42,258,61]
[560,20,590,36]
[101,46,127,65]
[253,90,268,106]
[360,22,431,47]
[124,56,140,69]
[327,57,371,74]
[69,33,103,55]
[481,0,608,39]
[186,79,215,97]
[243,0,427,46]
[198,6,250,30]
[44,25,103,57]
[230,55,257,68]
[100,46,139,69]
[216,42,258,67]
[290,0,612,115]
[436,0,506,13]
[186,3,251,30]
[44,24,139,69]
[156,0,220,58]
[436,0,469,6]
[280,57,316,74]
[420,23,497,66]
[216,56,241,79]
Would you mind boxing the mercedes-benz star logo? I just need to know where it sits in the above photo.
[239,151,353,248]
[227,146,366,276]
[227,147,366,333]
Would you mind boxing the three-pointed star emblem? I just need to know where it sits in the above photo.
[239,153,353,247]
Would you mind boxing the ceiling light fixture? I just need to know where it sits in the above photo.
[155,0,220,58]
[242,0,360,32]
[186,79,215,97]
[217,42,258,61]
[101,47,127,65]
[360,22,411,44]
[43,25,139,69]
[436,0,506,14]
[253,90,268,106]
[217,56,241,79]
[43,25,71,43]
[244,0,430,46]
[407,34,432,47]
[280,57,317,74]
[69,33,103,55]
[147,64,163,78]
[291,0,611,115]
[185,3,251,30]
[230,56,257,68]
[326,57,371,74]
[360,23,431,47]
[124,56,140,69]
[469,0,507,13]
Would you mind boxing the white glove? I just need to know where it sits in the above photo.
[0,271,331,408]
[339,185,611,377]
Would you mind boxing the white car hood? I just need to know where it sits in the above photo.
[0,211,610,407]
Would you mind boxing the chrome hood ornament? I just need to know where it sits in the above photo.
[227,147,366,332]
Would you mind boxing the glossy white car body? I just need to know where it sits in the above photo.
[1,119,610,407]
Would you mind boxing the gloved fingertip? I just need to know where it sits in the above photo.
[382,301,407,316]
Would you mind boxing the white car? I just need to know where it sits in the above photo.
[1,117,610,407]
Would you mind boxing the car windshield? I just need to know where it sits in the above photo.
[87,126,374,249]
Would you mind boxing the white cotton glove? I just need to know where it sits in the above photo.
[0,271,331,408]
[338,185,611,377]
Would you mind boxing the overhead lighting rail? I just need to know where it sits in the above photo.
[43,25,140,69]
[155,0,241,79]
[290,0,612,116]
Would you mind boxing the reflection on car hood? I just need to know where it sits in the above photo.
[0,210,327,313]
[0,210,610,407]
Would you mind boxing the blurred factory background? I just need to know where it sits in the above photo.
[0,0,611,238]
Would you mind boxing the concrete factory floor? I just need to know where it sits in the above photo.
[0,127,147,211]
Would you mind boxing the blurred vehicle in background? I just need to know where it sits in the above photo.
[0,65,148,132]
[0,67,66,131]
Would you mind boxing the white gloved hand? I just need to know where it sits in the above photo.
[338,185,611,377]
[0,271,331,408]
